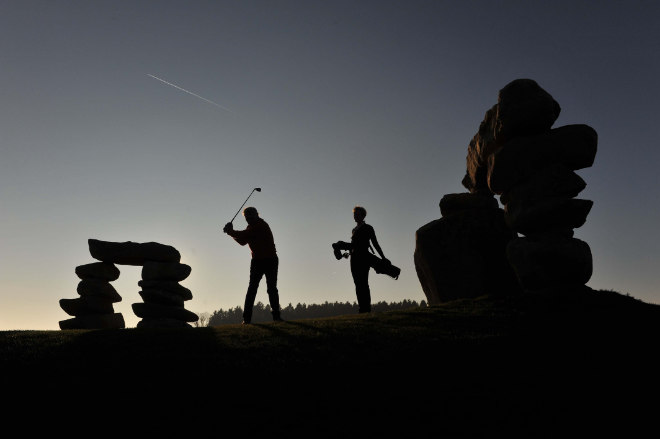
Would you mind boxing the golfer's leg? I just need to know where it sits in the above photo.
[243,260,263,323]
[351,258,371,313]
[265,257,281,318]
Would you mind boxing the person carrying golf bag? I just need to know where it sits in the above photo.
[333,206,396,314]
[223,206,283,324]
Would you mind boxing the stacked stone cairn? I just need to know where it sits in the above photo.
[486,79,597,292]
[415,78,597,303]
[59,261,125,329]
[59,239,198,329]
[134,259,197,328]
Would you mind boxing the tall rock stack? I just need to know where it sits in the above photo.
[59,239,198,329]
[59,262,125,329]
[133,260,197,328]
[486,79,597,291]
[415,78,597,303]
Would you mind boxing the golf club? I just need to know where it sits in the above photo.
[229,187,261,223]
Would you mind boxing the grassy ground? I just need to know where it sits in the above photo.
[2,287,658,435]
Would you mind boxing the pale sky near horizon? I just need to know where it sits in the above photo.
[1,1,658,330]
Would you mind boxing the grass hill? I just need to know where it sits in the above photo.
[2,286,658,435]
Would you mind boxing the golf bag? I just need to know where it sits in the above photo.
[368,253,401,280]
[331,241,400,280]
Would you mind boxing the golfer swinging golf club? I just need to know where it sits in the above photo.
[223,190,283,324]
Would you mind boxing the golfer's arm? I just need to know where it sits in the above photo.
[371,236,386,259]
[227,229,250,246]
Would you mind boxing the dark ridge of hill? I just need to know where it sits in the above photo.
[2,287,658,435]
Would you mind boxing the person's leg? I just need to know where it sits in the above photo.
[351,257,371,313]
[264,257,282,321]
[243,259,264,323]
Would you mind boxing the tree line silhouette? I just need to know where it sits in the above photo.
[207,299,426,325]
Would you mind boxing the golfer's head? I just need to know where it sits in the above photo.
[353,206,366,222]
[243,207,259,224]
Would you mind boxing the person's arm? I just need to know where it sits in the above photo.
[223,223,251,246]
[370,228,388,261]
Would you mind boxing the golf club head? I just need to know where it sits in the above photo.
[255,187,262,192]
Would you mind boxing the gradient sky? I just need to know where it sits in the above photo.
[1,0,658,330]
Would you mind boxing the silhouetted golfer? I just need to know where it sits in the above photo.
[335,206,389,313]
[223,207,283,324]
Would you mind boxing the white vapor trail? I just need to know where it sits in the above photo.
[147,74,233,113]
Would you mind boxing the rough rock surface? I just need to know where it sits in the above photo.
[139,289,185,307]
[506,237,593,290]
[132,302,199,322]
[75,262,120,281]
[59,313,125,330]
[414,193,520,304]
[88,239,181,266]
[484,80,598,291]
[60,296,115,316]
[417,78,597,298]
[76,279,122,302]
[462,79,561,194]
[138,280,193,300]
[141,261,192,282]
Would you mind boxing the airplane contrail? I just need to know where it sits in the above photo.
[147,74,234,113]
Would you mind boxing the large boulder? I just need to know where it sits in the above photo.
[462,79,562,194]
[88,239,181,266]
[494,78,561,144]
[506,237,593,290]
[414,201,520,304]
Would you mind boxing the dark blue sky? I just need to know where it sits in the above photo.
[1,1,658,329]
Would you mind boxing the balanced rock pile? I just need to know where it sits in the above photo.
[134,259,197,328]
[59,261,125,329]
[485,79,597,291]
[415,78,597,303]
[59,239,198,329]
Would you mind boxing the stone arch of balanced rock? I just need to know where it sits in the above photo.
[415,79,597,304]
[59,239,199,329]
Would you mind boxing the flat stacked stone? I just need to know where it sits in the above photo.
[133,260,198,328]
[485,79,598,291]
[88,239,181,265]
[59,262,125,329]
